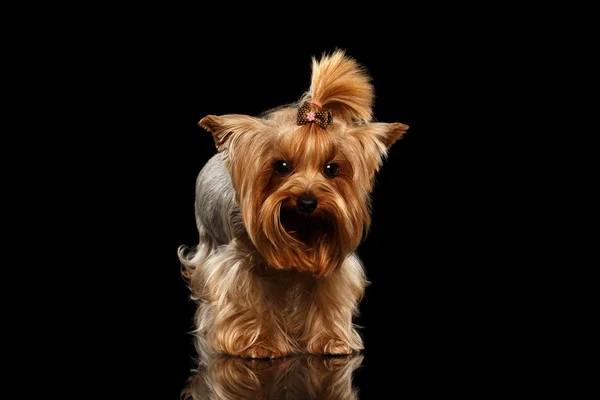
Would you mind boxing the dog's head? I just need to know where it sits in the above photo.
[199,50,408,277]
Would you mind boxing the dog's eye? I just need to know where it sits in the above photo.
[324,163,338,178]
[274,160,291,175]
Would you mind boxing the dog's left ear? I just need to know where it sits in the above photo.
[349,122,409,152]
[377,122,410,149]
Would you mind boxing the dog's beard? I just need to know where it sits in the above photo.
[250,196,359,277]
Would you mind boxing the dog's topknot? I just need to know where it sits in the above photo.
[301,49,374,124]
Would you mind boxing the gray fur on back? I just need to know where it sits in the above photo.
[194,153,238,246]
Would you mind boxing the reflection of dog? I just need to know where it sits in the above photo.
[179,50,409,359]
[182,354,364,400]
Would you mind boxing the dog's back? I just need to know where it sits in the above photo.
[193,153,238,246]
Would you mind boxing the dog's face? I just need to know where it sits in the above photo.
[199,108,407,277]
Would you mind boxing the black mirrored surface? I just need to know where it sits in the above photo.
[182,354,363,400]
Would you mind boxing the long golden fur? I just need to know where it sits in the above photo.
[179,49,408,359]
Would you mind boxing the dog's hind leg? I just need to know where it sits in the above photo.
[178,153,239,296]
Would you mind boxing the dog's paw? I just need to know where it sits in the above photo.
[306,338,357,356]
[239,345,286,359]
[323,339,353,355]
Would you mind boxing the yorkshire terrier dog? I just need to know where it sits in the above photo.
[179,49,408,359]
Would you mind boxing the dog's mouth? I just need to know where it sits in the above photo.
[280,207,335,247]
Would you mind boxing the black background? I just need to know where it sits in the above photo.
[82,23,519,398]
[15,4,577,396]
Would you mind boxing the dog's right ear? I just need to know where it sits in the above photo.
[199,114,267,153]
[198,115,229,151]
[198,115,224,136]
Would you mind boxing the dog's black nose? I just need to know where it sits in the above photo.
[297,195,318,214]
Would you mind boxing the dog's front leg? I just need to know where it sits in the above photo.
[199,242,297,359]
[209,301,293,359]
[300,254,367,355]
